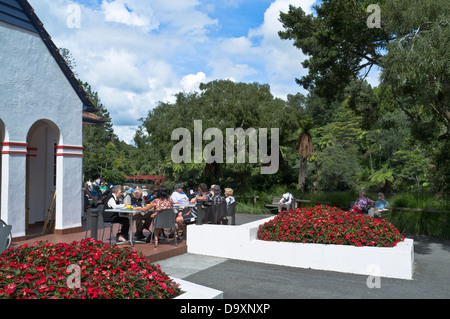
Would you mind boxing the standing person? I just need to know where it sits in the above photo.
[103,185,130,242]
[368,192,389,218]
[352,190,374,214]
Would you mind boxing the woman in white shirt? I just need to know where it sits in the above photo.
[103,185,129,242]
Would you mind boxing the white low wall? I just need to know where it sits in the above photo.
[187,217,414,280]
[173,278,223,299]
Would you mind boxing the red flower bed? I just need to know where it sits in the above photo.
[257,205,404,247]
[0,239,181,299]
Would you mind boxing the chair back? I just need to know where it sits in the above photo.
[153,209,176,228]
[226,202,236,225]
[226,202,236,216]
[0,224,12,254]
[218,202,227,220]
[206,204,222,224]
[96,205,107,228]
[200,205,212,224]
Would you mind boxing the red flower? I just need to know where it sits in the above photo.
[257,205,404,247]
[0,239,181,299]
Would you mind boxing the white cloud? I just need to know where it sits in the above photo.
[181,72,208,93]
[28,0,320,145]
[101,0,158,31]
[247,0,316,97]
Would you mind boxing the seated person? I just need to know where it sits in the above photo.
[224,188,235,207]
[368,192,389,218]
[125,188,152,241]
[133,186,174,245]
[210,185,225,205]
[352,190,374,214]
[278,192,294,213]
[103,185,130,242]
[171,183,189,205]
[208,185,226,223]
[99,181,108,193]
[180,183,212,226]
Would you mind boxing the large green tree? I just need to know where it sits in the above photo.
[136,80,302,190]
[279,0,390,102]
[279,0,450,195]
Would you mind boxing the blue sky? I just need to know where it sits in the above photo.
[27,0,377,144]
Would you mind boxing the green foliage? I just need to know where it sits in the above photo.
[318,145,360,191]
[279,0,450,194]
[135,80,302,191]
[279,0,389,102]
[369,163,394,184]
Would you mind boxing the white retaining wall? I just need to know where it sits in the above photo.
[187,217,414,280]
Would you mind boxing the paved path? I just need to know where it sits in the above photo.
[158,214,450,299]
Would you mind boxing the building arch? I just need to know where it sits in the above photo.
[26,119,61,227]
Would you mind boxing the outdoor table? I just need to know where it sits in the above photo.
[173,203,196,211]
[104,208,147,247]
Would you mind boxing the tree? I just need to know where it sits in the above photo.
[318,145,360,191]
[279,0,450,195]
[380,0,450,134]
[136,80,302,190]
[296,116,315,192]
[279,0,449,132]
[278,0,390,102]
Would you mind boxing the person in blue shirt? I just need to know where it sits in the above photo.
[369,192,389,218]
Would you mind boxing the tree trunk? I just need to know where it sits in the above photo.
[298,157,307,192]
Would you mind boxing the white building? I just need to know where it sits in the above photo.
[0,0,101,239]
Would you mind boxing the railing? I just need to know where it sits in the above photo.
[235,196,260,207]
[387,206,450,215]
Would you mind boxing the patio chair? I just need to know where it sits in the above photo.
[0,223,12,254]
[226,202,236,225]
[206,203,224,224]
[85,204,114,244]
[150,209,177,248]
[218,201,227,223]
[198,205,212,225]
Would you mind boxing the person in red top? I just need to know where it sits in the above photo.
[133,185,173,245]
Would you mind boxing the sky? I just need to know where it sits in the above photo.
[28,0,380,145]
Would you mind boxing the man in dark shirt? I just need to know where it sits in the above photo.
[126,188,152,240]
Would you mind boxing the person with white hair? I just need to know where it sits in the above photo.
[103,185,129,242]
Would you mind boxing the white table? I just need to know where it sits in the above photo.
[173,203,196,211]
[104,208,147,246]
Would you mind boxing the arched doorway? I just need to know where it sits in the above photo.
[26,120,60,228]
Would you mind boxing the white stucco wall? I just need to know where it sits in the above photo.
[0,21,84,237]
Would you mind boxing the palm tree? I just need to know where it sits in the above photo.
[296,117,315,192]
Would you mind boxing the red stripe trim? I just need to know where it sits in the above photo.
[2,142,28,147]
[55,153,84,157]
[2,151,28,155]
[27,147,38,151]
[56,145,84,150]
